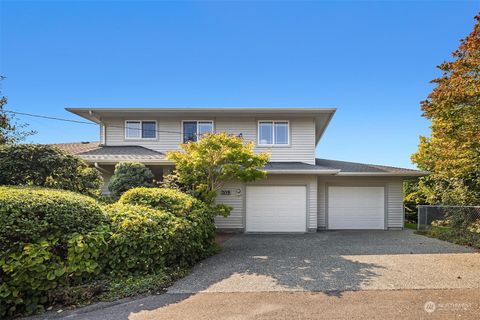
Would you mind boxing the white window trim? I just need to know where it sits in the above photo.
[125,120,158,140]
[257,120,290,146]
[181,120,215,143]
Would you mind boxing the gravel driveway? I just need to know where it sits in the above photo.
[169,230,478,293]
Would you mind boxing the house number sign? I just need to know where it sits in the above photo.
[220,189,242,196]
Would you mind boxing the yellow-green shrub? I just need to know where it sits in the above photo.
[117,188,216,259]
[0,186,107,252]
[104,203,193,274]
[0,187,109,317]
[119,187,203,218]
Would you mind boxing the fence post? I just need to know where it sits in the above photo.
[425,206,428,231]
[417,206,420,230]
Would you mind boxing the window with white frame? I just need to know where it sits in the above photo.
[183,120,214,143]
[258,121,289,145]
[125,120,157,139]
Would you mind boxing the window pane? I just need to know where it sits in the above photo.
[183,121,197,143]
[142,121,156,139]
[274,122,288,144]
[126,121,141,138]
[198,121,213,139]
[259,122,273,144]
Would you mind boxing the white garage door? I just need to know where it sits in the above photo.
[328,186,385,230]
[246,186,307,232]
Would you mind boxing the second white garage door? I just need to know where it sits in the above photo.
[328,186,385,229]
[246,186,307,232]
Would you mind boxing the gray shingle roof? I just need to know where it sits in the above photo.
[264,162,339,173]
[51,142,425,176]
[315,158,426,176]
[52,141,101,154]
[78,146,165,162]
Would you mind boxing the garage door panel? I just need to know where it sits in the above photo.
[328,186,385,230]
[246,186,306,232]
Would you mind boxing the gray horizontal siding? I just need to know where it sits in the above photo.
[214,182,244,229]
[215,175,318,231]
[317,177,404,229]
[102,116,316,164]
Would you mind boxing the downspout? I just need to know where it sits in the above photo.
[94,162,109,173]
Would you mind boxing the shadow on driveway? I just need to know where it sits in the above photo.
[35,230,476,320]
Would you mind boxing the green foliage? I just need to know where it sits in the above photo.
[0,144,102,197]
[0,186,107,252]
[116,188,216,269]
[420,225,480,249]
[66,227,110,281]
[403,179,427,222]
[104,203,199,275]
[412,15,480,205]
[166,132,269,215]
[108,162,155,198]
[0,76,36,145]
[119,187,206,218]
[0,186,217,317]
[0,227,109,317]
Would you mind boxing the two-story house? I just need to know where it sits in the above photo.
[57,108,426,232]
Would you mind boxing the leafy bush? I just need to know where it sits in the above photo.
[108,162,155,198]
[104,203,191,275]
[0,228,109,317]
[118,188,216,259]
[0,186,107,253]
[119,187,204,218]
[0,144,102,197]
[0,186,110,317]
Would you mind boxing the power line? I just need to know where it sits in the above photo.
[4,110,187,136]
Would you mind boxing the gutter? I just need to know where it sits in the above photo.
[266,169,341,175]
[336,171,428,177]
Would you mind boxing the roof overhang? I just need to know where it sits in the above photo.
[265,169,341,175]
[335,171,428,177]
[66,107,336,146]
[85,159,173,165]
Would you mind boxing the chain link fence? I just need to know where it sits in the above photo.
[418,206,480,230]
[417,205,480,248]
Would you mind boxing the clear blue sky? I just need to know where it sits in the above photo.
[1,1,478,169]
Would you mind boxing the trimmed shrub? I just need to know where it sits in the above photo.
[0,144,102,197]
[0,186,107,252]
[117,188,216,262]
[0,228,109,317]
[0,186,110,317]
[104,203,191,274]
[108,162,155,198]
[119,187,204,218]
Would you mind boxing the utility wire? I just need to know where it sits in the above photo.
[4,110,189,136]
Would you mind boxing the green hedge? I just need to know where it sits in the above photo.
[104,203,189,275]
[0,186,217,317]
[0,186,107,252]
[117,187,216,264]
[119,187,204,218]
[0,186,109,317]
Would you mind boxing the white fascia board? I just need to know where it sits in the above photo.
[336,171,428,177]
[81,158,173,165]
[266,169,341,175]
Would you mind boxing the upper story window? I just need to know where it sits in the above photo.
[125,120,157,139]
[258,121,289,146]
[183,120,214,143]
